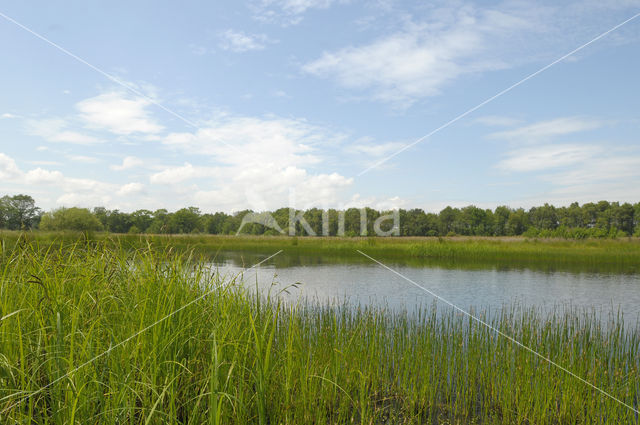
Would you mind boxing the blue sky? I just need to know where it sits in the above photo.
[1,0,639,213]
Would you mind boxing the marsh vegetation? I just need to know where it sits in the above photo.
[1,240,638,424]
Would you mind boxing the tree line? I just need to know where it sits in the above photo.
[1,194,640,238]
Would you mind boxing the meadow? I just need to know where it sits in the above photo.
[0,239,639,424]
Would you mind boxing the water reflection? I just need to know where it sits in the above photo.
[206,251,640,328]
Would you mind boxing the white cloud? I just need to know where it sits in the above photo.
[160,114,353,210]
[253,0,342,24]
[68,155,100,163]
[149,163,218,184]
[117,182,145,196]
[27,118,101,145]
[303,6,537,105]
[195,165,352,212]
[218,30,272,52]
[1,113,18,119]
[0,153,138,209]
[492,115,640,205]
[490,117,603,143]
[163,115,337,168]
[28,160,62,166]
[0,153,21,179]
[348,139,406,157]
[543,155,640,186]
[111,156,145,171]
[497,144,601,172]
[76,91,163,135]
[24,168,64,184]
[345,193,406,210]
[55,192,113,208]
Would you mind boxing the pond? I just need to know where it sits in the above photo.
[206,250,640,327]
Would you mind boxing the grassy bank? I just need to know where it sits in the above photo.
[1,242,638,424]
[4,231,640,273]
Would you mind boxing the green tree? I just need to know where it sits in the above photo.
[130,209,154,233]
[202,212,230,234]
[147,209,170,234]
[106,210,132,233]
[493,206,511,236]
[529,203,558,230]
[92,207,109,228]
[0,194,40,230]
[169,207,202,233]
[506,208,528,235]
[438,206,460,235]
[40,207,103,231]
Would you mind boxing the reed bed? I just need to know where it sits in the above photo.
[3,231,640,273]
[0,240,639,424]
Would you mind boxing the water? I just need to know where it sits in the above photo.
[207,251,640,327]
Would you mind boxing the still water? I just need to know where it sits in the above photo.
[206,251,640,326]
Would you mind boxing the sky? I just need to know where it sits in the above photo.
[1,0,640,214]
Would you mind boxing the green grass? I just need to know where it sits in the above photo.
[1,240,639,424]
[4,231,640,273]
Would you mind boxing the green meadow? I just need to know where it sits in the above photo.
[1,239,639,424]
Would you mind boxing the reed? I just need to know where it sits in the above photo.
[3,231,640,273]
[0,241,638,424]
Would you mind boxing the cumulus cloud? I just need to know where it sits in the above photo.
[76,91,164,135]
[163,115,337,168]
[0,153,21,179]
[117,182,145,196]
[111,156,145,171]
[24,168,64,184]
[0,152,144,209]
[159,114,354,210]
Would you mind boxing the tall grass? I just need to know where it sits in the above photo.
[3,231,640,273]
[1,240,638,424]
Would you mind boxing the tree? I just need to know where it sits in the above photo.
[130,209,154,233]
[506,208,528,235]
[202,212,229,235]
[529,203,558,230]
[0,197,7,229]
[92,207,109,228]
[438,206,460,235]
[459,205,488,235]
[106,210,132,233]
[147,209,170,234]
[493,206,511,236]
[40,207,103,231]
[613,203,634,235]
[0,194,40,230]
[168,207,202,234]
